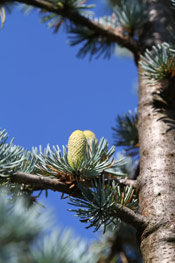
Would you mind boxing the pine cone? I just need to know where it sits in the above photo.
[83,130,98,144]
[68,130,87,168]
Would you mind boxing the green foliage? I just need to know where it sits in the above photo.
[0,129,37,178]
[36,1,118,59]
[0,127,138,236]
[41,12,64,33]
[0,129,25,176]
[0,189,47,263]
[42,14,117,59]
[0,1,147,259]
[68,175,137,232]
[111,153,134,177]
[34,138,125,178]
[31,230,97,263]
[40,0,94,33]
[140,42,175,81]
[22,0,110,59]
[68,12,118,59]
[114,0,147,34]
[107,0,120,7]
[0,189,98,263]
[171,0,175,7]
[48,0,95,12]
[68,23,115,59]
[0,130,41,200]
[91,223,142,263]
[19,0,146,59]
[112,110,139,156]
[22,1,116,59]
[0,127,138,240]
[0,129,42,200]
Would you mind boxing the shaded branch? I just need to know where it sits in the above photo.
[12,0,138,58]
[11,171,137,195]
[11,172,144,231]
[113,204,148,232]
[11,171,83,198]
[11,171,137,194]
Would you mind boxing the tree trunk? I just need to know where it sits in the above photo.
[138,1,175,262]
[138,64,175,262]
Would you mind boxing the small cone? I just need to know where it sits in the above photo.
[83,130,98,144]
[67,130,87,168]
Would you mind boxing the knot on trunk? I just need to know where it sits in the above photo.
[152,78,175,132]
[141,218,175,241]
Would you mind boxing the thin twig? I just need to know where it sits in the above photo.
[117,178,137,189]
[104,171,138,189]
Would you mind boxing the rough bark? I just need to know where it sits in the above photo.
[138,65,175,262]
[138,1,175,262]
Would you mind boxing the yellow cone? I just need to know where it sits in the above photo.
[68,130,87,168]
[83,130,98,144]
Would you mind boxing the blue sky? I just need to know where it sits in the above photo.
[0,6,137,240]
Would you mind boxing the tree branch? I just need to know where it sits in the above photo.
[113,204,148,232]
[11,172,144,230]
[12,0,138,59]
[11,171,83,198]
[11,171,137,195]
